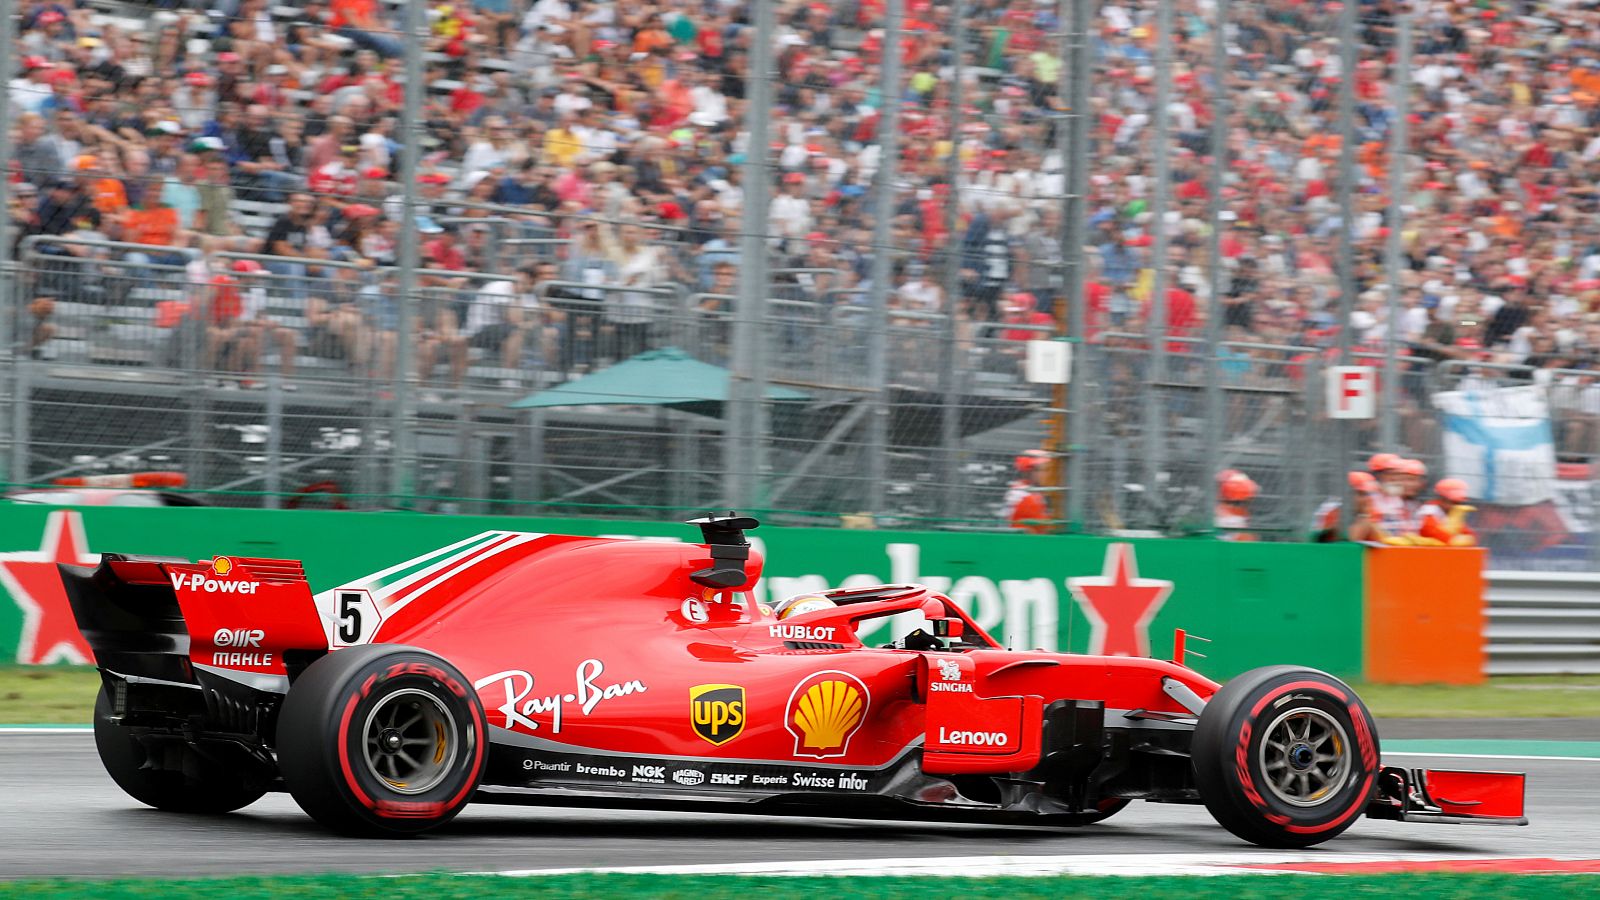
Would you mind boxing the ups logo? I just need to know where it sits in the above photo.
[690,683,746,746]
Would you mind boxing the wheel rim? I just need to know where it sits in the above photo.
[1257,706,1351,808]
[361,689,457,795]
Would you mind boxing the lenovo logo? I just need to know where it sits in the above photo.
[937,727,1012,747]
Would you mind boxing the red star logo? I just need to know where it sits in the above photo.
[0,512,99,664]
[1066,543,1173,657]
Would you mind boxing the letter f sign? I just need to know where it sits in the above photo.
[1327,366,1375,419]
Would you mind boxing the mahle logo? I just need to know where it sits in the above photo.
[690,683,746,746]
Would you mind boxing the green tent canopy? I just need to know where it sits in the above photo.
[508,347,809,416]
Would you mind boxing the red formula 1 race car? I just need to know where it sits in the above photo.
[59,516,1528,845]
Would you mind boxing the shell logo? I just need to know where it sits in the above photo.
[212,556,233,576]
[785,671,870,759]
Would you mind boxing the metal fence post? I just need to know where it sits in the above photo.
[938,0,966,524]
[0,0,15,484]
[1201,0,1229,531]
[864,0,904,522]
[1333,0,1359,531]
[265,373,283,509]
[1143,0,1174,520]
[8,361,27,487]
[729,0,775,513]
[1062,0,1093,532]
[389,0,425,510]
[1380,13,1412,452]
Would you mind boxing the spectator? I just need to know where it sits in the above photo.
[462,267,539,387]
[607,221,666,360]
[263,191,325,304]
[330,0,403,58]
[121,190,186,268]
[13,112,64,187]
[231,104,298,201]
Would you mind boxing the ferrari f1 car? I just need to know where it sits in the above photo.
[60,515,1527,845]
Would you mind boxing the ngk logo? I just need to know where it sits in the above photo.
[213,628,264,648]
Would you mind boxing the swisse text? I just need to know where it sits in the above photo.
[474,660,647,733]
[170,573,260,594]
[213,628,263,648]
[791,771,869,791]
[769,624,836,641]
[937,727,1013,747]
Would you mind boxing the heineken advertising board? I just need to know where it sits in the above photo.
[0,507,1363,679]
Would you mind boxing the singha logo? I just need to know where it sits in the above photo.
[938,659,962,682]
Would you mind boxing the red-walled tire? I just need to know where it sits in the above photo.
[1191,665,1380,848]
[276,645,487,837]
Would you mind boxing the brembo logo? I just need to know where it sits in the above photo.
[937,727,1012,747]
[169,572,260,594]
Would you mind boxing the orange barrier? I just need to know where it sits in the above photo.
[1363,546,1487,685]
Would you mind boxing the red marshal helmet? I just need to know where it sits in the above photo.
[1435,478,1469,503]
[1220,472,1258,502]
[1367,452,1401,473]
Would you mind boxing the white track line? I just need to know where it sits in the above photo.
[1384,751,1600,763]
[0,726,91,734]
[475,852,1599,878]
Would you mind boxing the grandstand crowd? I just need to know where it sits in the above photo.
[5,0,1600,397]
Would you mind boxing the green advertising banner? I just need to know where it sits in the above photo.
[0,507,1364,680]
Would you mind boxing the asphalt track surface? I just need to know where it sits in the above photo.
[4,725,1597,880]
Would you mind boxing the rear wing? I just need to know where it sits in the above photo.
[59,553,327,686]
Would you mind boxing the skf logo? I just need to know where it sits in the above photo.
[785,671,869,759]
[212,556,233,576]
[690,684,746,746]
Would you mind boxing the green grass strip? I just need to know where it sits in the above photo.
[1,873,1599,899]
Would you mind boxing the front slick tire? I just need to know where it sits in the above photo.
[1192,665,1379,849]
[277,645,486,837]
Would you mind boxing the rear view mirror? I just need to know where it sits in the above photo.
[920,597,964,639]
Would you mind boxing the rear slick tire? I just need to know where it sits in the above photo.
[94,686,268,813]
[276,645,487,837]
[1191,665,1380,849]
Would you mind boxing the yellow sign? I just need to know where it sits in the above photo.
[786,671,869,759]
[690,684,745,746]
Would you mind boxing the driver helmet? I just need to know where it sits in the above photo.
[772,593,836,620]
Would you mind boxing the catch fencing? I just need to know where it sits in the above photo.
[1485,571,1600,675]
[0,0,1577,571]
[3,233,1591,570]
